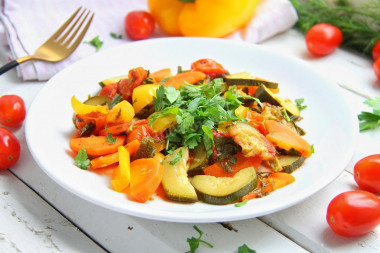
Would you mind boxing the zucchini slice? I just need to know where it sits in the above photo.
[98,75,128,87]
[188,143,208,175]
[190,167,257,205]
[278,155,306,173]
[254,85,300,117]
[162,147,198,203]
[84,96,111,106]
[225,72,278,89]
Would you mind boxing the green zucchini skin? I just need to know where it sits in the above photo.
[254,85,300,117]
[191,167,258,205]
[225,72,278,89]
[278,155,306,173]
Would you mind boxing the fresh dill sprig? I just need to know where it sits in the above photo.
[289,0,380,56]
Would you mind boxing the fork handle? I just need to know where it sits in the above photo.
[0,60,19,75]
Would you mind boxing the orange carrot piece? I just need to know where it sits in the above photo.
[99,123,131,136]
[70,135,126,157]
[90,140,140,169]
[90,152,119,169]
[150,68,172,82]
[264,120,312,157]
[263,172,295,193]
[164,71,206,89]
[203,152,262,177]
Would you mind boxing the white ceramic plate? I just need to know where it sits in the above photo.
[26,38,356,223]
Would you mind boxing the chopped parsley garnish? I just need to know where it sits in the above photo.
[74,148,90,170]
[108,94,122,109]
[282,109,291,122]
[238,244,257,253]
[295,98,307,111]
[169,149,183,165]
[84,35,103,51]
[311,144,315,154]
[107,133,117,144]
[186,225,213,253]
[150,79,253,155]
[110,32,122,39]
[235,199,248,207]
[358,97,380,132]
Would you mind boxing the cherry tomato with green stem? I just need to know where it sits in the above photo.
[374,58,380,81]
[326,190,380,237]
[0,95,26,127]
[354,154,380,194]
[305,23,343,56]
[0,127,21,170]
[125,11,155,40]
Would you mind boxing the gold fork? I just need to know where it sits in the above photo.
[0,7,94,75]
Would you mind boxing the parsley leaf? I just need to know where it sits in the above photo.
[358,97,380,131]
[170,149,183,165]
[238,244,256,253]
[74,148,90,170]
[109,94,122,109]
[282,109,291,122]
[107,133,117,144]
[84,35,103,51]
[110,32,122,39]
[235,199,248,207]
[295,98,307,110]
[186,226,213,253]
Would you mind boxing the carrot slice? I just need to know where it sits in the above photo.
[203,152,262,177]
[129,158,164,203]
[150,68,172,82]
[90,140,141,169]
[264,120,312,157]
[164,71,206,89]
[70,135,126,157]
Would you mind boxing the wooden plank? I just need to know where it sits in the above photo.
[0,170,105,253]
[260,171,380,253]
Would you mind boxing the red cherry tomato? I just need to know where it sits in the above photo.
[305,23,343,56]
[191,58,227,79]
[0,127,21,170]
[372,39,380,60]
[0,95,26,127]
[124,11,155,40]
[354,154,380,194]
[374,58,380,81]
[326,190,380,237]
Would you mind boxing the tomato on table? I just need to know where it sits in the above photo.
[305,23,343,56]
[0,95,26,127]
[124,11,155,40]
[326,190,380,237]
[372,39,380,60]
[374,58,380,81]
[0,127,21,170]
[354,154,380,194]
[191,58,227,79]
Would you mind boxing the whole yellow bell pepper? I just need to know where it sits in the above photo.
[148,0,261,37]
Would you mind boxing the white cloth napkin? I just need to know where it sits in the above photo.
[0,0,297,81]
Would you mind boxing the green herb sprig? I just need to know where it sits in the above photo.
[150,79,252,156]
[186,225,213,253]
[358,97,380,131]
[84,35,104,51]
[74,148,90,170]
[290,0,380,56]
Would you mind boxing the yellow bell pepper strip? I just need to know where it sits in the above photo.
[106,100,135,125]
[148,0,261,38]
[111,146,131,192]
[71,96,108,115]
[132,84,160,114]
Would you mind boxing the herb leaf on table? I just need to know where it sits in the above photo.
[358,97,380,131]
[186,225,213,253]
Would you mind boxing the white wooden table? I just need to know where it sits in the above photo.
[1,29,379,253]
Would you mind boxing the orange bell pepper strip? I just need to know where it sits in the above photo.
[129,158,164,203]
[70,135,126,157]
[264,120,312,157]
[203,152,262,177]
[111,146,131,192]
[148,0,261,38]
